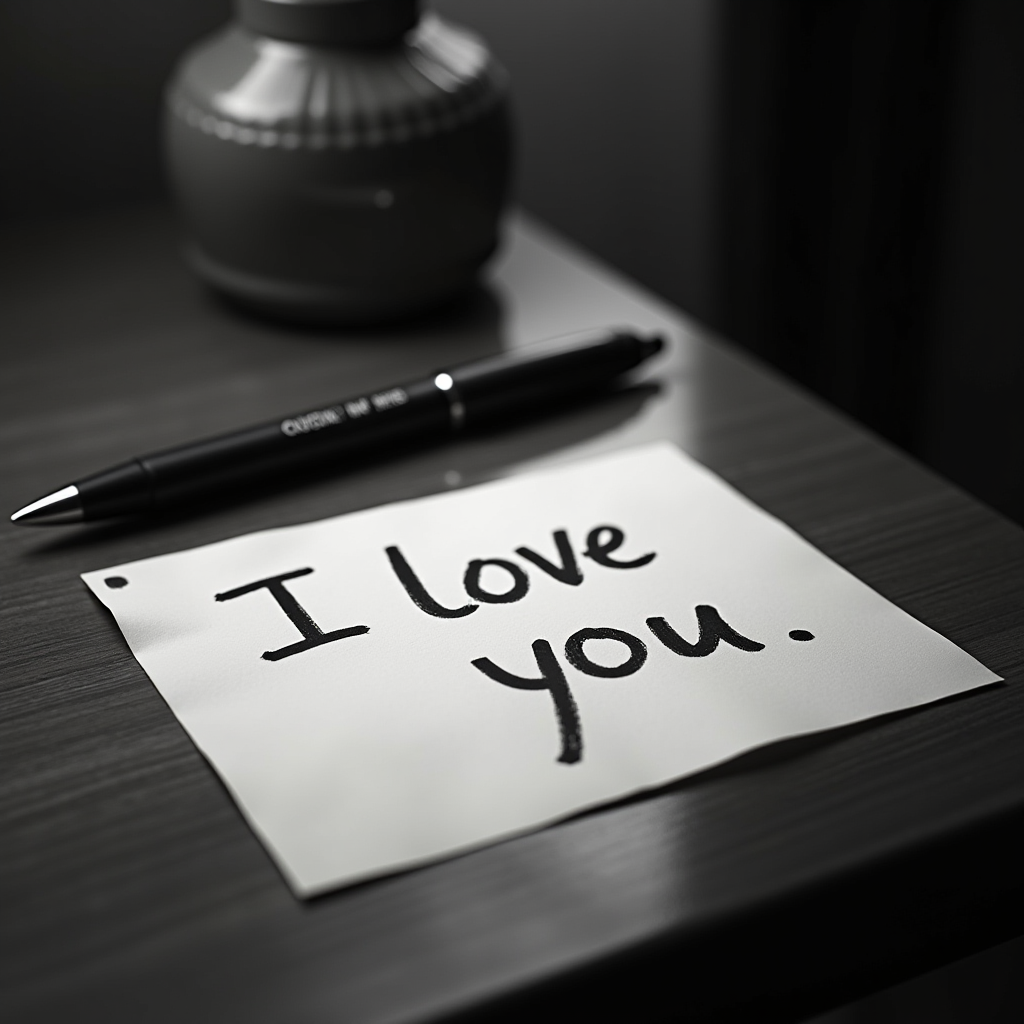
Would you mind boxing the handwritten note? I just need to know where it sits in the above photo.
[82,444,1000,896]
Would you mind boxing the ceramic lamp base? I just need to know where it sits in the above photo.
[187,242,495,326]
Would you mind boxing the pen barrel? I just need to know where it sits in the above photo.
[77,379,451,515]
[69,329,660,519]
[451,330,652,424]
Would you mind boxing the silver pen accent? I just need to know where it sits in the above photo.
[11,484,84,525]
[433,373,466,430]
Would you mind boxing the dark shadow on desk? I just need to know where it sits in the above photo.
[198,277,510,373]
[208,278,510,345]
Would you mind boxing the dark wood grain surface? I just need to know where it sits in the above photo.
[1,208,1022,1024]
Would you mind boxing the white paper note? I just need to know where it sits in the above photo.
[82,444,1000,896]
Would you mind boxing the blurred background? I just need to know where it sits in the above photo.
[1,0,1021,1017]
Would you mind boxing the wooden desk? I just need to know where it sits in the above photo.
[2,208,1022,1023]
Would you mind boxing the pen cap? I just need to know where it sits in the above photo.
[236,0,421,46]
[450,330,655,423]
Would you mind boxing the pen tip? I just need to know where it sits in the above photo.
[11,485,84,526]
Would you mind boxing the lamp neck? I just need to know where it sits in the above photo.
[235,0,421,47]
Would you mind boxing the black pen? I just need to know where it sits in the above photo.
[11,328,664,525]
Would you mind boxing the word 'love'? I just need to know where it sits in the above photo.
[385,524,655,618]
